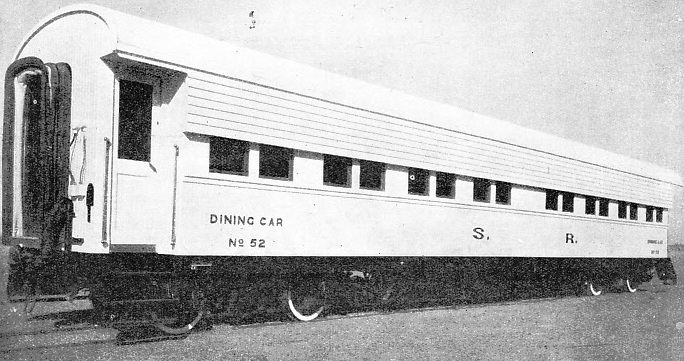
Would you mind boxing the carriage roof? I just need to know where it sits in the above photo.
[15,3,682,187]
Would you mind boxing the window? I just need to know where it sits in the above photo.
[646,207,654,222]
[408,168,429,196]
[118,80,153,161]
[209,137,249,175]
[323,154,352,187]
[259,144,293,180]
[618,201,627,219]
[562,193,574,213]
[473,178,490,203]
[359,160,385,190]
[545,190,559,210]
[585,196,596,215]
[495,181,511,205]
[656,208,663,223]
[629,203,638,221]
[599,198,609,217]
[436,172,455,198]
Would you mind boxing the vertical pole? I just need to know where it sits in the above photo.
[101,137,111,247]
[171,144,179,250]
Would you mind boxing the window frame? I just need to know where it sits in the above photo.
[258,144,294,181]
[359,160,385,191]
[209,136,250,176]
[618,201,627,219]
[646,206,654,222]
[629,203,638,221]
[116,78,155,163]
[494,181,511,205]
[435,172,455,199]
[562,192,574,213]
[323,154,352,188]
[599,198,609,217]
[408,167,430,196]
[473,178,491,203]
[585,195,597,215]
[545,189,559,211]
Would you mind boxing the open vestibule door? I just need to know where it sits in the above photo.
[2,57,73,250]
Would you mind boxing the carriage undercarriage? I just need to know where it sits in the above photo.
[11,249,667,336]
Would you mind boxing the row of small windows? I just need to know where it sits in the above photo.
[209,137,664,222]
[473,178,511,205]
[209,137,497,201]
[321,156,387,191]
[545,190,663,223]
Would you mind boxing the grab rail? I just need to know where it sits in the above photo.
[102,137,111,247]
[171,144,179,250]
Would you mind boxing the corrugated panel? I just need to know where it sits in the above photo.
[185,74,672,208]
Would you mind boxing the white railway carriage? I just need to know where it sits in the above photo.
[3,4,682,328]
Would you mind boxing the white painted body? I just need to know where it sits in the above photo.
[175,175,668,258]
[4,4,681,259]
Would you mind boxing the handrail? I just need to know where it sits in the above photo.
[102,137,111,247]
[171,144,179,250]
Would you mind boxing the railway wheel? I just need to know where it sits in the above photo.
[151,310,204,335]
[624,279,640,293]
[285,278,327,321]
[587,282,603,296]
[152,280,206,335]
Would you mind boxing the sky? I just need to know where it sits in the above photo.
[1,0,683,242]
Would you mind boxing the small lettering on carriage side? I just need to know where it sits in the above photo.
[566,233,575,244]
[250,239,266,248]
[228,238,244,247]
[227,238,266,248]
[647,239,663,245]
[210,214,283,227]
[472,227,489,240]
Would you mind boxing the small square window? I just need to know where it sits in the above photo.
[495,181,511,205]
[656,208,663,223]
[629,203,638,221]
[585,196,596,215]
[618,201,627,219]
[545,190,559,211]
[599,199,609,217]
[408,168,430,196]
[473,178,490,203]
[436,172,455,198]
[359,160,385,190]
[209,137,249,175]
[259,144,293,180]
[323,154,352,187]
[646,207,654,222]
[562,193,574,213]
